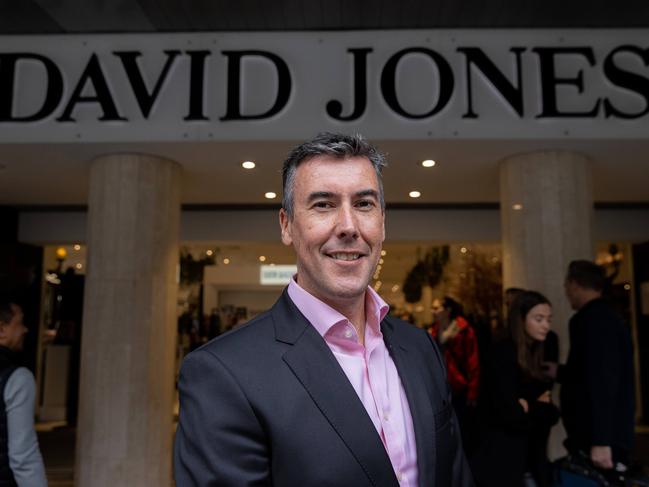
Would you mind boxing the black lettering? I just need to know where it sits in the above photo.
[184,50,211,121]
[380,48,454,119]
[114,50,180,119]
[58,53,126,122]
[326,48,372,121]
[457,47,526,118]
[603,45,649,119]
[220,50,291,121]
[533,47,601,118]
[0,53,63,122]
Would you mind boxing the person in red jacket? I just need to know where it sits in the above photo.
[429,296,480,451]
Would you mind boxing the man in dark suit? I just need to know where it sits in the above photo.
[174,133,473,486]
[561,260,635,474]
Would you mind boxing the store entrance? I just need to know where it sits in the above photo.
[175,241,505,351]
[34,239,645,428]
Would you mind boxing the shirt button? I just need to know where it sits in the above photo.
[383,412,390,422]
[344,328,353,338]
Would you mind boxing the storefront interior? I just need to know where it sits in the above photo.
[36,239,643,426]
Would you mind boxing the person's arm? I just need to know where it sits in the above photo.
[527,390,560,429]
[5,368,47,487]
[484,342,530,431]
[542,331,560,380]
[584,314,619,468]
[464,329,480,404]
[174,348,270,486]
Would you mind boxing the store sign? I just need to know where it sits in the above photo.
[0,30,648,142]
[260,265,297,286]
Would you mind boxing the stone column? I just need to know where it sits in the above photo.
[500,150,593,361]
[76,154,181,486]
[500,150,593,460]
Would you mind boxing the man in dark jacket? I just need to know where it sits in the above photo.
[560,260,635,472]
[174,133,474,486]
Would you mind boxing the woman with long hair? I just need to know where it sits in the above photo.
[471,290,560,487]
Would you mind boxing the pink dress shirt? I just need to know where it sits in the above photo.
[288,278,419,487]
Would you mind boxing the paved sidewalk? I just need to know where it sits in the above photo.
[37,423,74,487]
[37,423,649,486]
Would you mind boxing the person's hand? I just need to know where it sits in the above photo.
[590,445,613,469]
[440,321,460,343]
[518,398,529,413]
[536,390,551,403]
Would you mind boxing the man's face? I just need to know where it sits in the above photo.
[434,306,449,322]
[279,156,385,307]
[0,304,28,352]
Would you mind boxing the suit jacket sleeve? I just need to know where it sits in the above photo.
[174,348,271,486]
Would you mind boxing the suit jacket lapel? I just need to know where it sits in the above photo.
[381,318,436,487]
[273,291,399,487]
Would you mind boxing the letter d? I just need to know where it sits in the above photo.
[0,53,63,122]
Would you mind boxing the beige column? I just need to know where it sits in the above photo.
[501,150,593,460]
[76,154,181,486]
[500,150,593,361]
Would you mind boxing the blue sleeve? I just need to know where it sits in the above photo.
[5,368,48,487]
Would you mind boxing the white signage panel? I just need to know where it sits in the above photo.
[1,30,648,142]
[260,265,297,286]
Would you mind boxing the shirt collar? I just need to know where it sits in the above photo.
[287,275,389,339]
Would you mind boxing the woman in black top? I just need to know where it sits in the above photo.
[471,291,560,487]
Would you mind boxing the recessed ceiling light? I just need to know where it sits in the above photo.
[259,255,266,262]
[206,249,213,256]
[73,244,81,251]
[422,159,436,168]
[460,247,468,254]
[265,192,277,199]
[409,191,421,198]
[512,203,523,210]
[223,258,230,265]
[381,250,387,256]
[75,263,83,270]
[242,161,256,169]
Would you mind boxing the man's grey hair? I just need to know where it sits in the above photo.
[281,132,387,218]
